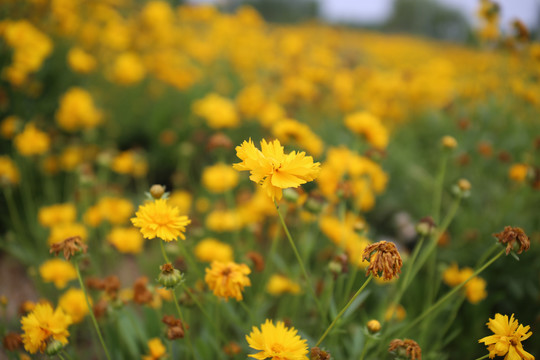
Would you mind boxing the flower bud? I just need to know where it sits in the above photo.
[452,178,471,198]
[367,319,381,334]
[158,263,183,289]
[441,135,457,149]
[45,339,64,356]
[416,216,435,236]
[283,188,300,203]
[150,184,166,199]
[311,347,331,360]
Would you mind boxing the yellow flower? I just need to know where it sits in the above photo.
[192,93,239,129]
[479,314,534,360]
[246,319,308,360]
[38,203,77,228]
[272,119,324,157]
[97,197,134,225]
[443,263,486,304]
[195,238,234,263]
[39,259,77,289]
[108,227,144,254]
[55,87,103,132]
[168,190,192,215]
[266,274,301,296]
[131,199,191,241]
[1,115,20,139]
[202,163,239,193]
[111,52,146,85]
[67,47,96,74]
[14,123,50,156]
[344,111,389,150]
[509,164,529,183]
[465,277,487,304]
[205,261,251,301]
[143,338,166,360]
[58,288,90,324]
[385,304,407,322]
[21,303,72,354]
[233,139,320,201]
[59,146,84,171]
[206,209,243,232]
[0,156,20,185]
[48,222,88,245]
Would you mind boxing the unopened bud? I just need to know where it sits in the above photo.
[416,216,435,236]
[441,135,457,149]
[283,188,300,203]
[367,319,381,334]
[45,339,64,356]
[452,178,471,198]
[150,184,166,199]
[158,263,183,289]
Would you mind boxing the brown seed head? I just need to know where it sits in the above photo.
[3,332,23,351]
[133,277,153,305]
[362,241,403,280]
[310,346,331,360]
[150,184,166,199]
[162,315,189,340]
[49,236,87,261]
[223,342,242,356]
[493,226,530,255]
[207,133,233,151]
[388,339,422,360]
[160,263,175,274]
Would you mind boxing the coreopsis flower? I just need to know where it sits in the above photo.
[478,314,534,360]
[39,259,77,289]
[266,274,301,296]
[168,190,193,215]
[55,87,103,132]
[47,222,88,245]
[192,93,239,129]
[195,238,234,263]
[111,52,146,85]
[344,111,389,150]
[233,139,320,201]
[67,47,96,74]
[143,338,166,360]
[362,241,402,280]
[388,339,422,360]
[246,319,309,360]
[441,135,458,149]
[202,163,239,193]
[38,203,77,228]
[465,277,487,304]
[1,116,20,139]
[0,156,20,185]
[21,303,72,354]
[96,197,134,225]
[50,235,88,261]
[58,289,90,323]
[205,261,251,301]
[131,199,191,241]
[272,118,324,157]
[14,123,50,156]
[107,227,144,254]
[508,164,529,183]
[493,226,530,255]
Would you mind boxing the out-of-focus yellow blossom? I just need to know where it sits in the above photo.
[202,163,239,193]
[257,102,286,128]
[111,150,147,176]
[192,93,239,129]
[266,274,301,295]
[195,196,211,213]
[236,84,266,119]
[466,277,488,304]
[205,261,251,301]
[344,111,389,150]
[206,209,243,232]
[143,338,167,360]
[39,259,77,289]
[107,227,144,254]
[96,197,134,225]
[41,155,60,176]
[21,303,72,354]
[1,115,20,139]
[385,304,406,322]
[38,203,77,228]
[0,156,20,185]
[56,87,102,132]
[168,190,192,215]
[47,222,88,245]
[67,47,96,73]
[14,123,50,156]
[60,146,84,171]
[111,52,146,85]
[443,263,487,304]
[58,288,90,323]
[509,164,529,183]
[272,119,324,157]
[83,205,102,227]
[233,139,320,201]
[195,238,234,263]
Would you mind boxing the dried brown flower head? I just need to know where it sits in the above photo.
[493,226,530,255]
[207,132,233,151]
[49,236,87,261]
[246,251,265,272]
[162,315,189,340]
[86,275,121,300]
[223,342,242,356]
[362,241,403,280]
[3,332,23,351]
[93,298,108,319]
[388,339,422,360]
[133,277,153,305]
[310,346,331,360]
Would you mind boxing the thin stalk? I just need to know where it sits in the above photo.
[316,275,373,347]
[74,263,112,360]
[3,188,26,238]
[160,240,171,263]
[399,249,505,334]
[474,354,490,360]
[359,337,369,360]
[432,152,448,224]
[61,350,74,360]
[239,300,255,323]
[57,353,65,360]
[172,290,195,360]
[274,201,324,316]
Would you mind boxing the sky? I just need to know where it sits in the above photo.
[320,0,539,28]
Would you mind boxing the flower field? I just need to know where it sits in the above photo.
[0,1,539,359]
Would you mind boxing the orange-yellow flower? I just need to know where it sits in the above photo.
[131,199,191,241]
[21,303,72,354]
[205,261,251,301]
[478,314,534,360]
[233,139,320,201]
[246,319,308,360]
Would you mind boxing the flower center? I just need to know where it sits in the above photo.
[271,342,285,354]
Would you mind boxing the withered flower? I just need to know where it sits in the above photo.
[93,298,108,319]
[162,315,189,340]
[246,251,265,272]
[86,275,120,300]
[133,277,153,305]
[223,342,242,356]
[388,339,422,360]
[49,236,87,261]
[362,241,403,280]
[493,226,530,255]
[207,132,233,151]
[310,346,331,360]
[3,332,23,351]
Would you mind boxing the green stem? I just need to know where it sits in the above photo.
[172,290,195,360]
[61,350,74,360]
[399,249,505,334]
[274,201,324,316]
[359,337,369,360]
[57,353,65,360]
[74,263,112,360]
[239,300,255,323]
[160,240,171,263]
[3,188,27,238]
[473,354,490,360]
[432,152,448,224]
[316,275,373,347]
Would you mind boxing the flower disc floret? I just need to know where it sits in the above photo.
[246,319,309,360]
[131,199,191,241]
